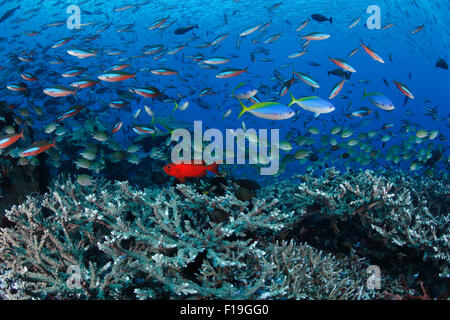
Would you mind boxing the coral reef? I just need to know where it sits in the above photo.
[291,169,449,285]
[0,168,448,299]
[0,102,50,224]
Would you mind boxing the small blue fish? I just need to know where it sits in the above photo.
[233,83,258,99]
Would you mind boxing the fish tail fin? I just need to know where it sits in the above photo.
[237,99,248,119]
[73,88,79,100]
[177,176,186,183]
[288,92,298,107]
[173,102,178,111]
[206,163,219,175]
[19,127,25,139]
[51,138,58,149]
[329,17,332,24]
[362,88,368,100]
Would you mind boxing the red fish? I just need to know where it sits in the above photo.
[20,139,56,157]
[112,121,123,134]
[0,128,24,149]
[215,67,248,79]
[411,25,424,34]
[56,105,85,122]
[360,43,384,63]
[20,72,38,81]
[279,75,295,97]
[393,80,414,99]
[163,161,219,182]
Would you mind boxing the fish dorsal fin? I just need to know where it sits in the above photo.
[300,96,319,101]
[234,83,246,91]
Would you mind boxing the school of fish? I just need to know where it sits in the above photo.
[0,0,448,184]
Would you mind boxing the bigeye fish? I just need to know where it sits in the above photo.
[288,94,335,117]
[237,99,295,120]
[362,89,395,111]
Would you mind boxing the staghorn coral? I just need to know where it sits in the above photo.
[0,173,406,300]
[292,168,449,280]
[260,239,408,299]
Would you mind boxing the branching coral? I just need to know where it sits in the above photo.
[0,173,406,300]
[1,167,447,299]
[293,168,449,279]
[0,176,297,299]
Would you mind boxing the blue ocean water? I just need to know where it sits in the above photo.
[0,0,448,184]
[1,0,450,303]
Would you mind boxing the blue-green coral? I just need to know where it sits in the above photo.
[0,168,448,299]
